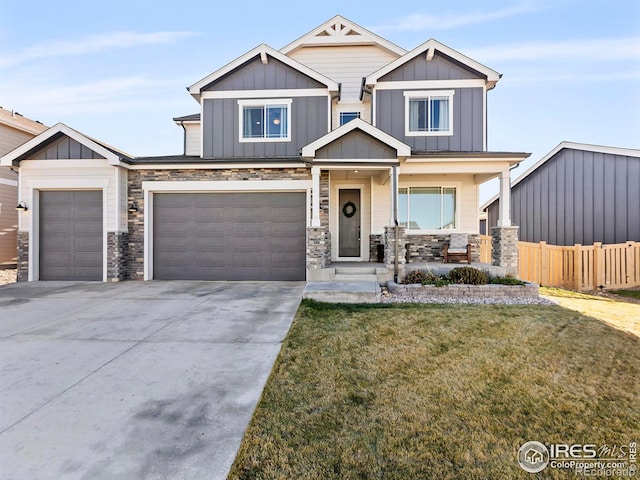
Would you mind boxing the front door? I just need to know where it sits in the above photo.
[338,189,361,257]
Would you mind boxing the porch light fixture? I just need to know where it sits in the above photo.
[15,201,28,212]
[128,201,139,213]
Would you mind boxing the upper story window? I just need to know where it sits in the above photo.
[238,99,292,142]
[404,90,454,137]
[339,112,360,126]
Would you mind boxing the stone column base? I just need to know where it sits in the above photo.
[17,231,29,282]
[491,226,519,276]
[306,226,331,270]
[107,232,129,281]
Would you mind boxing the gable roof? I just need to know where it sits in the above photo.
[0,107,48,136]
[365,38,501,88]
[188,44,339,99]
[480,141,640,210]
[0,123,133,167]
[280,15,406,57]
[301,118,410,160]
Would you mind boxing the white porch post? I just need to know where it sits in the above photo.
[311,166,321,227]
[389,166,398,225]
[497,168,511,227]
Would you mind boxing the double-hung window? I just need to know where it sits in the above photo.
[238,99,291,142]
[404,90,454,136]
[398,186,457,230]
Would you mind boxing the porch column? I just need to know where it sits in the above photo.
[311,166,320,227]
[497,168,511,227]
[389,166,398,225]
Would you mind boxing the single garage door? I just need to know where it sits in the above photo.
[39,190,103,281]
[153,192,306,281]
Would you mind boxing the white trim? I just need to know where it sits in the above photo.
[142,180,311,193]
[404,90,454,137]
[144,188,152,281]
[311,166,321,227]
[280,15,406,56]
[0,177,18,187]
[28,188,38,281]
[301,118,410,159]
[128,163,305,170]
[0,123,130,167]
[17,159,111,168]
[189,44,338,96]
[375,79,485,90]
[173,120,200,125]
[238,99,292,143]
[365,38,500,86]
[372,89,377,127]
[482,84,487,151]
[336,185,365,261]
[313,158,399,164]
[23,178,109,189]
[202,88,329,99]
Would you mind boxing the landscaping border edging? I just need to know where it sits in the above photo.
[387,281,540,299]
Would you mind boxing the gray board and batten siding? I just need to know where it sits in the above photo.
[25,134,106,160]
[316,130,397,160]
[375,51,486,152]
[201,55,329,158]
[486,148,640,245]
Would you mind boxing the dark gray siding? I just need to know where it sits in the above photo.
[203,96,328,158]
[204,57,325,91]
[486,148,640,245]
[379,51,485,82]
[375,87,483,151]
[30,135,105,160]
[316,130,396,159]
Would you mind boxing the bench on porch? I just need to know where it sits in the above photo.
[443,233,472,264]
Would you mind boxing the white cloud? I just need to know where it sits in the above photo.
[0,31,199,68]
[465,37,640,63]
[370,1,542,32]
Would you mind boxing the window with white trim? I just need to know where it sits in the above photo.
[398,186,457,230]
[404,90,454,136]
[339,111,360,126]
[238,99,291,142]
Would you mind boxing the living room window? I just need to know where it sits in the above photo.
[404,90,454,136]
[238,99,291,142]
[398,186,457,230]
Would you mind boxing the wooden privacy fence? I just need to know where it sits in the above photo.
[479,235,492,264]
[518,241,640,291]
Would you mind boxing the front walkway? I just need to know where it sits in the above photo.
[0,280,304,480]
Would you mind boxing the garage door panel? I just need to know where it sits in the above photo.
[153,192,305,281]
[39,190,103,281]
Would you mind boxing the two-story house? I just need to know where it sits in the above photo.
[1,16,528,282]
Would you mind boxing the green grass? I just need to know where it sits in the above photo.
[609,289,640,300]
[229,301,640,479]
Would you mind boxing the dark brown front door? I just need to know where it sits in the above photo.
[338,189,360,257]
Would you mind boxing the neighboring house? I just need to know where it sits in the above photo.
[482,142,640,246]
[1,15,528,282]
[0,108,47,266]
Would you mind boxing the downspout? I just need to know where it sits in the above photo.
[178,121,187,155]
[392,165,399,283]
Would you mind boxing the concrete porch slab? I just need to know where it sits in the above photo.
[303,281,381,304]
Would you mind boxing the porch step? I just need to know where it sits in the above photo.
[334,267,377,275]
[334,274,378,282]
[303,281,381,304]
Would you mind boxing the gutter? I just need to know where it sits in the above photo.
[178,121,187,155]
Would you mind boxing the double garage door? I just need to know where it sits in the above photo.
[153,192,306,281]
[38,191,306,281]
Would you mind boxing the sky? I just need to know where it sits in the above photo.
[1,0,639,203]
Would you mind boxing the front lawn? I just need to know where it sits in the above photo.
[229,301,640,479]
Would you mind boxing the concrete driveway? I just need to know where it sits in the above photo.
[0,280,304,480]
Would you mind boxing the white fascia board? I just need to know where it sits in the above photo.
[512,141,640,189]
[365,38,501,86]
[202,88,329,99]
[173,120,200,125]
[0,123,125,167]
[301,118,411,158]
[188,44,339,97]
[280,15,406,56]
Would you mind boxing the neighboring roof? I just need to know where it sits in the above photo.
[480,141,640,211]
[301,118,411,159]
[0,107,48,136]
[365,38,501,88]
[188,44,339,99]
[173,113,200,123]
[0,123,133,167]
[280,15,406,57]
